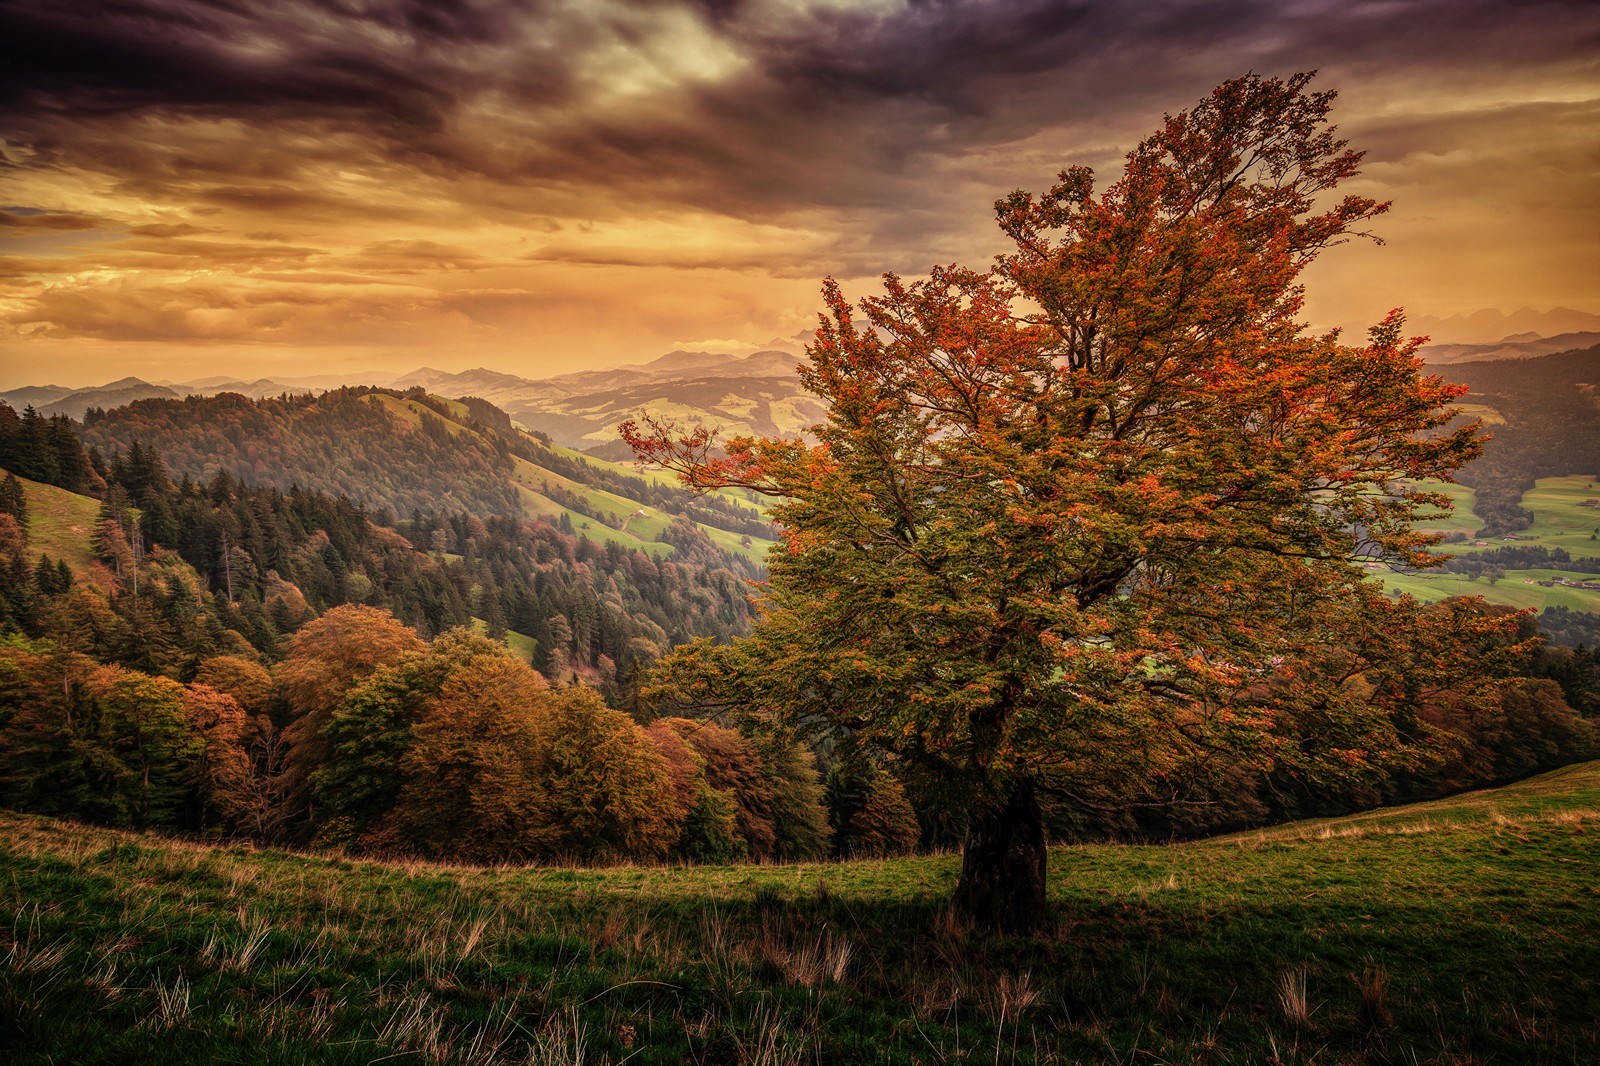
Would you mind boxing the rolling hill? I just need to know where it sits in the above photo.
[77,387,779,564]
[382,349,820,454]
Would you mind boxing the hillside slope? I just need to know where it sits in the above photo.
[1,763,1595,1064]
[78,388,778,563]
[0,469,98,571]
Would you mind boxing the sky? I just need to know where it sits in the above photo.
[1,0,1597,389]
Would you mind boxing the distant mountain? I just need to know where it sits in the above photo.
[505,372,825,452]
[606,348,801,382]
[1421,331,1600,365]
[387,366,537,393]
[377,350,814,452]
[38,378,180,420]
[1412,307,1600,345]
[0,384,73,409]
[624,349,738,376]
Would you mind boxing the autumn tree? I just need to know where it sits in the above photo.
[391,655,552,862]
[277,605,425,822]
[627,73,1507,930]
[180,682,253,832]
[312,628,511,847]
[530,686,681,862]
[656,717,778,861]
[646,721,745,862]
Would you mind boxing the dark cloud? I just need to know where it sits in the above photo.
[4,0,1594,235]
[0,1,491,131]
[0,0,1594,372]
[0,209,103,231]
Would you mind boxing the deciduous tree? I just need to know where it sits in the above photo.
[392,655,551,862]
[627,73,1508,930]
[278,605,425,820]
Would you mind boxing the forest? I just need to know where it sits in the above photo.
[0,399,925,861]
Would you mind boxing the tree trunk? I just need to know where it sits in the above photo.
[952,777,1048,933]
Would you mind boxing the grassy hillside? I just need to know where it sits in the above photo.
[1,467,99,571]
[2,764,1596,1063]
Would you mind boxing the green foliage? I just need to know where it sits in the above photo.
[531,686,681,862]
[0,644,202,829]
[278,605,428,824]
[0,472,26,529]
[314,629,522,846]
[757,736,831,861]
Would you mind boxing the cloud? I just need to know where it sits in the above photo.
[0,0,1595,383]
[0,209,103,231]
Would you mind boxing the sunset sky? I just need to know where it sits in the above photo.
[2,0,1597,389]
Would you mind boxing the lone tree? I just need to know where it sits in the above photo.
[625,73,1503,931]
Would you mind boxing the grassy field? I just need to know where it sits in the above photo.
[1383,566,1600,612]
[1513,475,1600,554]
[2,764,1596,1064]
[1382,475,1600,615]
[1406,478,1480,540]
[467,617,539,663]
[2,468,99,571]
[512,454,777,565]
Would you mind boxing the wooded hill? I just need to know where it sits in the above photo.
[0,399,765,698]
[77,387,778,563]
[1431,344,1600,534]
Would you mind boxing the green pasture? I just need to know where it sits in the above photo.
[2,469,100,572]
[1380,566,1600,613]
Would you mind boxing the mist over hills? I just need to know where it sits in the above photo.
[1419,330,1600,364]
[1410,306,1600,346]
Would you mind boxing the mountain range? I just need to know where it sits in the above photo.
[8,325,1597,455]
[4,348,819,455]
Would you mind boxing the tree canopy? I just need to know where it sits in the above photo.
[626,72,1514,930]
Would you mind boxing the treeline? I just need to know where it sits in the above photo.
[1437,545,1600,577]
[1436,346,1600,535]
[1539,607,1600,651]
[0,402,100,495]
[1035,605,1600,843]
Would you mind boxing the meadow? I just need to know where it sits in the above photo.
[3,763,1596,1064]
[12,471,100,572]
[1382,475,1600,615]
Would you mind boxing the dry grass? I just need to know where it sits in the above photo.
[1275,965,1313,1026]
